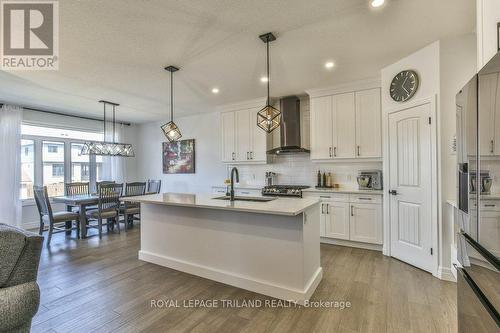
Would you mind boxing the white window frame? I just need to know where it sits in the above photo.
[21,134,100,206]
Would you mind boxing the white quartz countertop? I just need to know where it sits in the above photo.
[303,188,384,195]
[127,193,320,216]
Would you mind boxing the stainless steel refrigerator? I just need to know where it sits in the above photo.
[456,52,500,332]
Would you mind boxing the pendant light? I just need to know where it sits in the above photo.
[161,66,182,141]
[257,32,281,133]
[81,100,135,157]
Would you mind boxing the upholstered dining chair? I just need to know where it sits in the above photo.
[119,182,146,231]
[33,186,80,245]
[86,183,123,239]
[147,179,161,194]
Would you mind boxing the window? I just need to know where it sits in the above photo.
[47,145,58,153]
[20,140,35,199]
[71,143,90,182]
[21,124,104,198]
[43,141,65,197]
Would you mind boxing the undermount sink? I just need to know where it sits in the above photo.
[213,196,276,202]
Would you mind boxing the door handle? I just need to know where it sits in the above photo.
[389,190,398,195]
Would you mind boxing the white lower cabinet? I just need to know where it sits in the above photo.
[321,201,350,240]
[349,203,382,244]
[308,193,383,245]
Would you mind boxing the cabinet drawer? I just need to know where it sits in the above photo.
[235,189,261,196]
[349,194,382,204]
[318,193,350,202]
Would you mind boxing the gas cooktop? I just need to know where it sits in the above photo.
[261,185,310,198]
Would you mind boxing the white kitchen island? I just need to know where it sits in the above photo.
[128,193,322,303]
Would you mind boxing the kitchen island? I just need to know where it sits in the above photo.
[127,193,322,303]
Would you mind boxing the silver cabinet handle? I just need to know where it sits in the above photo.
[320,195,331,198]
[321,203,325,214]
[326,204,329,214]
[232,152,235,160]
[491,140,494,154]
[329,147,332,157]
[358,197,372,201]
[357,145,360,156]
[334,147,337,157]
[250,151,253,159]
[350,205,354,216]
[247,152,250,160]
[484,204,496,207]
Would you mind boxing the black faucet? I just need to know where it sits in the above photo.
[230,167,239,201]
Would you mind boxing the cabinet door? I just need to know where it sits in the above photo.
[355,88,381,158]
[319,203,327,237]
[478,73,497,155]
[250,107,268,162]
[221,112,236,162]
[479,210,500,258]
[495,74,500,155]
[324,201,350,240]
[235,109,251,161]
[332,92,356,158]
[310,96,333,160]
[349,203,382,244]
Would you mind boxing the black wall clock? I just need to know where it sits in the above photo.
[390,70,419,102]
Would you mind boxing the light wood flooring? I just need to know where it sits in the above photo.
[32,226,457,333]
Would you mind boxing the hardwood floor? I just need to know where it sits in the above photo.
[32,226,457,333]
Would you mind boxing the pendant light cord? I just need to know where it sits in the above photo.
[170,70,174,122]
[103,103,106,141]
[266,38,270,106]
[113,104,116,143]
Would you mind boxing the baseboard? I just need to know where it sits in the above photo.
[437,266,456,282]
[139,250,323,304]
[22,220,40,231]
[320,237,383,252]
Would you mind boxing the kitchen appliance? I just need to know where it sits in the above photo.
[356,170,383,190]
[266,96,310,155]
[261,185,309,198]
[265,172,277,186]
[455,51,500,332]
[469,171,492,195]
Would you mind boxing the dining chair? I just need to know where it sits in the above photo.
[94,181,116,194]
[33,186,80,245]
[86,183,123,239]
[119,182,146,231]
[64,182,90,212]
[147,179,161,194]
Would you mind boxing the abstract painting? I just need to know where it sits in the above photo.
[162,139,195,174]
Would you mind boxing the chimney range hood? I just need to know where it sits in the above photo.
[266,96,310,155]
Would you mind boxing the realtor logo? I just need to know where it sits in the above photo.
[1,0,59,70]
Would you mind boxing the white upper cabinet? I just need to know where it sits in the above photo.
[355,88,382,158]
[310,96,333,160]
[309,84,382,161]
[333,92,356,159]
[478,73,497,156]
[221,111,236,162]
[219,99,269,164]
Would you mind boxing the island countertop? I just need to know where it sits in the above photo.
[126,193,320,216]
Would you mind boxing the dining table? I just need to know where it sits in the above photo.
[52,192,157,238]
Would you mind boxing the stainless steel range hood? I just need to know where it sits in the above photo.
[267,96,310,155]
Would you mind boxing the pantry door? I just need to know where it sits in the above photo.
[388,102,434,273]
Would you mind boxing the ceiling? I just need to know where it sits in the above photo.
[0,0,475,123]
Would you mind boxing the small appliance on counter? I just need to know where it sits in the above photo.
[265,172,277,186]
[469,170,492,195]
[356,170,383,190]
[261,185,309,198]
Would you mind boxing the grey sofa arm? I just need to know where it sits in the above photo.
[0,282,40,333]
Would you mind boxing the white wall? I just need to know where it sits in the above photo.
[477,0,500,69]
[136,112,226,194]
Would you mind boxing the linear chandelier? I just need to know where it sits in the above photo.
[257,32,281,133]
[161,65,182,142]
[80,100,135,157]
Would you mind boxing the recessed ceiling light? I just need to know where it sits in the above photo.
[325,62,335,69]
[212,88,219,94]
[260,76,269,83]
[371,0,385,8]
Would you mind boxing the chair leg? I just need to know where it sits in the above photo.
[116,217,120,234]
[76,220,80,239]
[124,213,129,232]
[39,217,44,236]
[47,223,53,245]
[98,217,103,239]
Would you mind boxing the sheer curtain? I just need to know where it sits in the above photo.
[0,105,23,227]
[101,122,125,183]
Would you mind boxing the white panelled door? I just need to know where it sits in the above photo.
[388,103,433,273]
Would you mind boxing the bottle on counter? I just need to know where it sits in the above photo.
[322,172,327,188]
[326,173,332,188]
[317,170,322,187]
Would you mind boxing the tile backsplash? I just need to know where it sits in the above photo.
[226,155,383,189]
